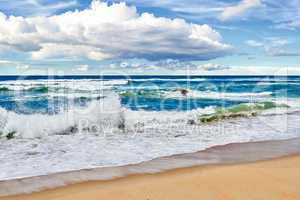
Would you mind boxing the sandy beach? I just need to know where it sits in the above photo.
[1,154,300,200]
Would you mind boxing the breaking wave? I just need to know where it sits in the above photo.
[0,96,297,140]
[0,93,124,139]
[198,102,290,123]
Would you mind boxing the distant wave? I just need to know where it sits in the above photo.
[0,80,129,92]
[129,77,300,82]
[47,92,104,99]
[120,89,272,100]
[131,78,206,82]
[164,90,272,100]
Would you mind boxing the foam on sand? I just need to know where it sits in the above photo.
[1,138,300,197]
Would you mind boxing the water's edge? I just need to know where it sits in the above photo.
[1,137,300,197]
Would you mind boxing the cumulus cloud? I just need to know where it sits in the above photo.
[0,0,231,61]
[220,0,262,21]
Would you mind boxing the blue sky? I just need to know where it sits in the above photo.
[0,0,299,75]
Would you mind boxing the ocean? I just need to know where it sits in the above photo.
[0,75,300,181]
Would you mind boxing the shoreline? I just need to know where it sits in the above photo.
[1,137,300,198]
[2,154,300,200]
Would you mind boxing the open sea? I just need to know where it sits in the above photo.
[0,75,300,182]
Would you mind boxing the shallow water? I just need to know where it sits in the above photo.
[1,137,300,197]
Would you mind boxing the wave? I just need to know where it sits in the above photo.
[131,78,206,82]
[0,93,124,139]
[164,90,272,100]
[1,77,300,183]
[0,87,9,92]
[0,80,129,92]
[201,78,300,82]
[120,89,272,100]
[129,77,300,82]
[120,90,163,98]
[0,97,295,139]
[0,79,129,85]
[47,92,105,100]
[0,97,294,140]
[198,102,290,123]
[28,86,49,93]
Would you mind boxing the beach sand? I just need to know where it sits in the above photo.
[1,154,300,200]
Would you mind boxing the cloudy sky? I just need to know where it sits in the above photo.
[0,0,299,75]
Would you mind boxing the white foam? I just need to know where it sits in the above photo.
[47,92,104,99]
[164,90,272,100]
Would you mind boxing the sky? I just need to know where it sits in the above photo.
[0,0,299,75]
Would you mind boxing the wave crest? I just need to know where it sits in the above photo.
[199,102,290,123]
[0,93,124,139]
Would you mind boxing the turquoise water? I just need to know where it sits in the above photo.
[0,76,299,113]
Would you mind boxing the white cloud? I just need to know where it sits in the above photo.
[16,64,30,70]
[0,0,78,17]
[154,59,197,69]
[220,0,262,21]
[246,38,300,57]
[31,44,112,61]
[122,0,300,28]
[245,40,264,47]
[200,63,230,71]
[0,59,14,64]
[0,0,232,61]
[104,60,300,75]
[276,20,300,30]
[106,60,231,73]
[0,59,30,70]
[265,0,300,30]
[75,64,89,71]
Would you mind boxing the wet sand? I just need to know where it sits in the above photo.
[1,138,300,199]
[1,154,300,200]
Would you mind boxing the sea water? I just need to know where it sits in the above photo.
[0,76,300,180]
